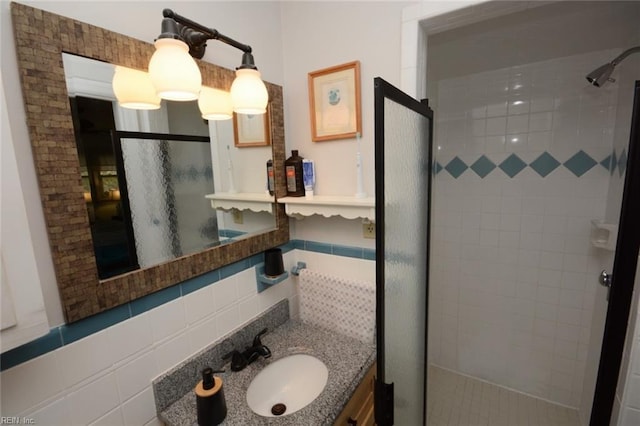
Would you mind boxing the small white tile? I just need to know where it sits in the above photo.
[529,112,553,132]
[146,300,186,344]
[0,352,63,414]
[238,296,259,325]
[236,269,257,300]
[115,351,158,403]
[541,233,565,253]
[561,271,587,290]
[500,214,521,232]
[558,289,585,309]
[183,286,215,325]
[627,375,640,409]
[121,387,156,426]
[154,333,191,375]
[68,373,119,425]
[28,397,71,426]
[506,114,529,134]
[486,116,507,135]
[557,307,583,326]
[487,101,508,117]
[621,407,640,426]
[89,408,124,426]
[563,254,588,273]
[216,305,240,338]
[107,314,153,364]
[521,215,544,233]
[57,330,113,389]
[187,315,219,354]
[499,231,519,248]
[540,251,563,271]
[538,269,562,288]
[554,339,578,360]
[213,277,239,311]
[536,286,559,305]
[556,323,581,343]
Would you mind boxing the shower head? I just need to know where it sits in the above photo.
[586,62,616,87]
[586,46,640,87]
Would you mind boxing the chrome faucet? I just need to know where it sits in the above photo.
[223,328,271,371]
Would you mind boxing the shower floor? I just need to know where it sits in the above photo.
[427,366,581,426]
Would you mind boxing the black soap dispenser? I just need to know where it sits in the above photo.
[195,367,227,426]
[285,150,305,197]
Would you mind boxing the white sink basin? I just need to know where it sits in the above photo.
[246,354,329,417]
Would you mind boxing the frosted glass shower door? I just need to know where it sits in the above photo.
[374,78,433,426]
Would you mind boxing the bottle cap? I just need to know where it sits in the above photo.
[305,190,314,198]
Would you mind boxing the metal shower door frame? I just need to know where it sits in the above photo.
[374,77,434,426]
[590,81,640,425]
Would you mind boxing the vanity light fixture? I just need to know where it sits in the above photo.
[149,8,268,115]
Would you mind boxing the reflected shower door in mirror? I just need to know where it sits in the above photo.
[63,53,277,280]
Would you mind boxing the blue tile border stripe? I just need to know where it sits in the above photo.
[0,239,374,371]
[436,149,624,179]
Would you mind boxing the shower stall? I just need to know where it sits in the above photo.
[424,1,640,424]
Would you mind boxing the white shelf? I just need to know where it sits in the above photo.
[590,220,618,251]
[277,195,375,221]
[205,193,275,214]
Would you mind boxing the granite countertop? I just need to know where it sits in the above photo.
[159,320,376,426]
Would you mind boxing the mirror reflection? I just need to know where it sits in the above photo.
[62,53,276,279]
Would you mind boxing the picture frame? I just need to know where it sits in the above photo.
[233,104,271,147]
[308,61,362,142]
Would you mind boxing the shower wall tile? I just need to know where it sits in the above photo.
[430,49,620,408]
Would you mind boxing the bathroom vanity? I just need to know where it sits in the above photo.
[153,300,376,425]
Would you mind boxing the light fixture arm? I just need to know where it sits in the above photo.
[161,9,253,61]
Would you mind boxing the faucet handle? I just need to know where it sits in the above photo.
[222,349,247,372]
[252,328,268,346]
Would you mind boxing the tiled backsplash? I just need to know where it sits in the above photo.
[429,49,622,408]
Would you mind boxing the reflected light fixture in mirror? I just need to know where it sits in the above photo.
[199,87,233,120]
[112,66,161,110]
[115,8,269,117]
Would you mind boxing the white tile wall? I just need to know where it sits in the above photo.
[0,251,298,425]
[429,50,621,408]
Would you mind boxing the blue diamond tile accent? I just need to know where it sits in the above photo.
[470,155,496,178]
[529,152,561,177]
[611,149,618,176]
[563,150,597,177]
[600,154,612,171]
[434,161,443,175]
[618,149,628,177]
[499,154,527,178]
[445,157,468,178]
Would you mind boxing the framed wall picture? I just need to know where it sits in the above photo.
[233,105,271,147]
[308,61,362,142]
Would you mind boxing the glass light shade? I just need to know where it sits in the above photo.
[112,66,161,110]
[198,86,233,120]
[149,38,201,101]
[230,68,269,114]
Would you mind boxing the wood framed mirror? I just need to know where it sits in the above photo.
[10,2,289,323]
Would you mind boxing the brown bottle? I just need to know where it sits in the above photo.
[284,150,304,197]
[267,159,275,195]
